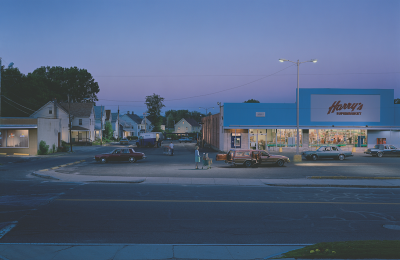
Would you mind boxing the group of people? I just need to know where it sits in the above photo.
[168,142,207,170]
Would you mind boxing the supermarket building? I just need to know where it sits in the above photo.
[202,88,400,152]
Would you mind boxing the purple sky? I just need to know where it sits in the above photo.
[2,0,399,116]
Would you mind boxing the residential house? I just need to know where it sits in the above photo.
[120,112,153,137]
[174,118,201,133]
[94,106,106,140]
[30,100,69,143]
[59,102,95,143]
[110,112,120,139]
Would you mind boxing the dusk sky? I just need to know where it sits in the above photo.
[2,0,399,116]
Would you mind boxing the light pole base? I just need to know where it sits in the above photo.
[293,154,302,162]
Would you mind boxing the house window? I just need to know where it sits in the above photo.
[49,108,52,114]
[182,122,184,124]
[79,119,82,125]
[186,127,188,131]
[138,126,140,129]
[90,119,91,125]
[178,127,180,130]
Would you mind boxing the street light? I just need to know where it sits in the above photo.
[199,107,214,115]
[279,58,317,155]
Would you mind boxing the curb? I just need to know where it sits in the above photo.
[266,184,400,188]
[308,176,400,180]
[31,172,60,180]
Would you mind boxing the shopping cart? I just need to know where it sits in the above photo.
[163,146,171,155]
[202,153,213,169]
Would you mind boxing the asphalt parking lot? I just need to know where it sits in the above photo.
[50,142,400,179]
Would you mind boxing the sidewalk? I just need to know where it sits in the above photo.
[0,243,395,260]
[31,169,400,188]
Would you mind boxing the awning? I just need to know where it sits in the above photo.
[71,126,90,131]
[0,125,38,129]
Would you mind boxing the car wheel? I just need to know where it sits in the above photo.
[276,160,285,167]
[129,157,136,163]
[101,158,107,163]
[377,152,383,158]
[244,160,253,168]
[338,154,345,161]
[312,154,318,161]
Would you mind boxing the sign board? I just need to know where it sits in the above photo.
[310,95,380,122]
[256,112,265,117]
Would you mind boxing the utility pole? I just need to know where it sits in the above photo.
[0,57,2,117]
[68,94,73,152]
[117,106,120,140]
[100,105,103,145]
[143,113,147,133]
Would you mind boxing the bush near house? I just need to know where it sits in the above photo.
[38,140,49,155]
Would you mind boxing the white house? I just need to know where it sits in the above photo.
[120,113,153,137]
[58,102,95,143]
[94,106,106,140]
[30,100,70,143]
[174,118,201,133]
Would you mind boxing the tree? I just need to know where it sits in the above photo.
[145,93,165,131]
[244,99,260,103]
[104,122,114,140]
[1,65,100,117]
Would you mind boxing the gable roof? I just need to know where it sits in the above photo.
[30,100,68,117]
[59,102,94,118]
[111,113,119,122]
[124,113,144,124]
[183,118,201,127]
[94,106,105,119]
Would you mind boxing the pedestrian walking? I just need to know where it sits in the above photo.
[169,142,174,156]
[195,146,201,169]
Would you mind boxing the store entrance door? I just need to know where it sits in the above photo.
[231,135,241,148]
[358,136,365,147]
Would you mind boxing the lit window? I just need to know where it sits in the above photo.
[3,130,29,148]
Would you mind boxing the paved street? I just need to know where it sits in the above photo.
[1,141,400,259]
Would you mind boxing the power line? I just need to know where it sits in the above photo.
[1,95,36,112]
[3,99,32,115]
[98,64,296,103]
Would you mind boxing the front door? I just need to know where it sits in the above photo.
[231,135,241,148]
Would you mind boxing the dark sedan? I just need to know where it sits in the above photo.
[302,146,353,161]
[364,144,400,157]
[94,148,146,163]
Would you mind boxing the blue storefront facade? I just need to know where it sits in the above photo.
[220,88,400,151]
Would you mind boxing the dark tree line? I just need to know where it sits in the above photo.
[164,110,205,129]
[1,65,99,117]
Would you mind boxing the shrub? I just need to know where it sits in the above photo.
[38,140,49,155]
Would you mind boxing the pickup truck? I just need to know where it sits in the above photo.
[179,137,192,143]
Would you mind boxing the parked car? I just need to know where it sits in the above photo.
[120,138,129,145]
[364,144,400,157]
[94,148,146,163]
[179,137,192,143]
[302,146,353,161]
[216,149,290,167]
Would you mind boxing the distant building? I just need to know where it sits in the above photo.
[174,118,201,133]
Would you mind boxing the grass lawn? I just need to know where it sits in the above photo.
[281,240,400,259]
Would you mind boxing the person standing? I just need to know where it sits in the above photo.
[169,142,174,156]
[195,146,201,169]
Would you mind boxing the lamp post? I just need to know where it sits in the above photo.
[199,107,214,115]
[279,58,317,155]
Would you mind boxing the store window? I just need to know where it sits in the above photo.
[309,129,367,147]
[2,130,29,148]
[249,129,267,150]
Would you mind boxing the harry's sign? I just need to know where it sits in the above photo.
[327,101,363,115]
[311,95,380,122]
